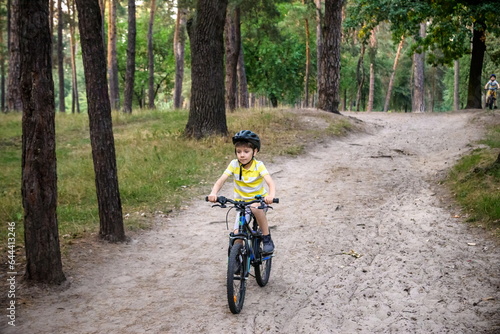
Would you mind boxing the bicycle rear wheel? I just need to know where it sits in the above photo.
[254,238,272,287]
[227,242,247,314]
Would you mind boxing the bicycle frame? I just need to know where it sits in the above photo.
[230,209,262,276]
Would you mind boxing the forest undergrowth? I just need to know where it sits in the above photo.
[445,114,500,236]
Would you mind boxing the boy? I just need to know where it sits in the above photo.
[485,74,498,108]
[207,130,276,253]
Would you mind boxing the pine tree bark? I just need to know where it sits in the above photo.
[185,0,228,138]
[224,6,240,112]
[7,0,23,112]
[20,0,65,284]
[99,0,105,48]
[465,23,486,109]
[317,0,343,114]
[303,4,311,108]
[454,60,460,111]
[0,8,5,112]
[76,0,125,242]
[315,0,323,100]
[173,6,187,109]
[355,43,365,111]
[107,0,119,110]
[412,23,426,113]
[383,36,404,112]
[147,0,156,109]
[69,0,80,114]
[237,39,249,109]
[57,0,65,113]
[367,28,377,112]
[123,0,136,114]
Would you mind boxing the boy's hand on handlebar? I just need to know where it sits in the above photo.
[264,196,274,205]
[207,194,218,203]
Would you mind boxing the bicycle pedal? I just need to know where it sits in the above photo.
[261,251,275,257]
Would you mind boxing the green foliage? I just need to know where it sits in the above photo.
[344,0,391,42]
[242,0,315,105]
[345,0,500,66]
[116,2,178,109]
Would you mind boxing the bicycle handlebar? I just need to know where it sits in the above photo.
[205,195,279,206]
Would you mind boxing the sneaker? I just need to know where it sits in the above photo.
[262,235,274,253]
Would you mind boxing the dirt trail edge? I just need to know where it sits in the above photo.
[3,111,499,334]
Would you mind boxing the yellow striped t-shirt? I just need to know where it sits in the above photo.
[224,159,269,201]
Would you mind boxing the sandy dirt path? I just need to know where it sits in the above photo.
[2,110,499,334]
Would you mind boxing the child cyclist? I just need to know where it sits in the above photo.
[207,130,276,253]
[485,74,498,108]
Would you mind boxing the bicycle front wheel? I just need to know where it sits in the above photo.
[255,238,272,287]
[227,242,247,314]
[487,95,494,109]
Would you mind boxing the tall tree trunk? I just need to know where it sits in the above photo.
[355,43,366,111]
[367,28,377,112]
[383,36,404,112]
[465,23,486,109]
[185,0,228,138]
[7,0,22,111]
[317,0,343,115]
[147,0,156,109]
[20,0,65,284]
[412,23,426,113]
[430,66,436,111]
[224,6,240,112]
[303,11,311,108]
[173,6,186,109]
[57,0,65,112]
[107,0,119,110]
[315,0,322,101]
[454,60,460,110]
[367,63,374,111]
[342,88,347,111]
[237,39,249,108]
[123,0,136,114]
[99,0,105,50]
[0,8,5,112]
[76,0,125,242]
[69,0,80,114]
[49,0,53,35]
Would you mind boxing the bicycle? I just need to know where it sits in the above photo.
[486,88,497,110]
[206,195,279,314]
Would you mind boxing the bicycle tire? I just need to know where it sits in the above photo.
[486,95,494,110]
[254,237,272,287]
[227,242,247,314]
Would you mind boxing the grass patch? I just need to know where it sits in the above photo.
[0,108,353,251]
[446,121,500,236]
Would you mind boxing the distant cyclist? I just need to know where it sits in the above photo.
[484,74,498,109]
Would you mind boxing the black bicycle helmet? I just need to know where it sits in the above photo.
[232,130,261,151]
[491,74,496,78]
